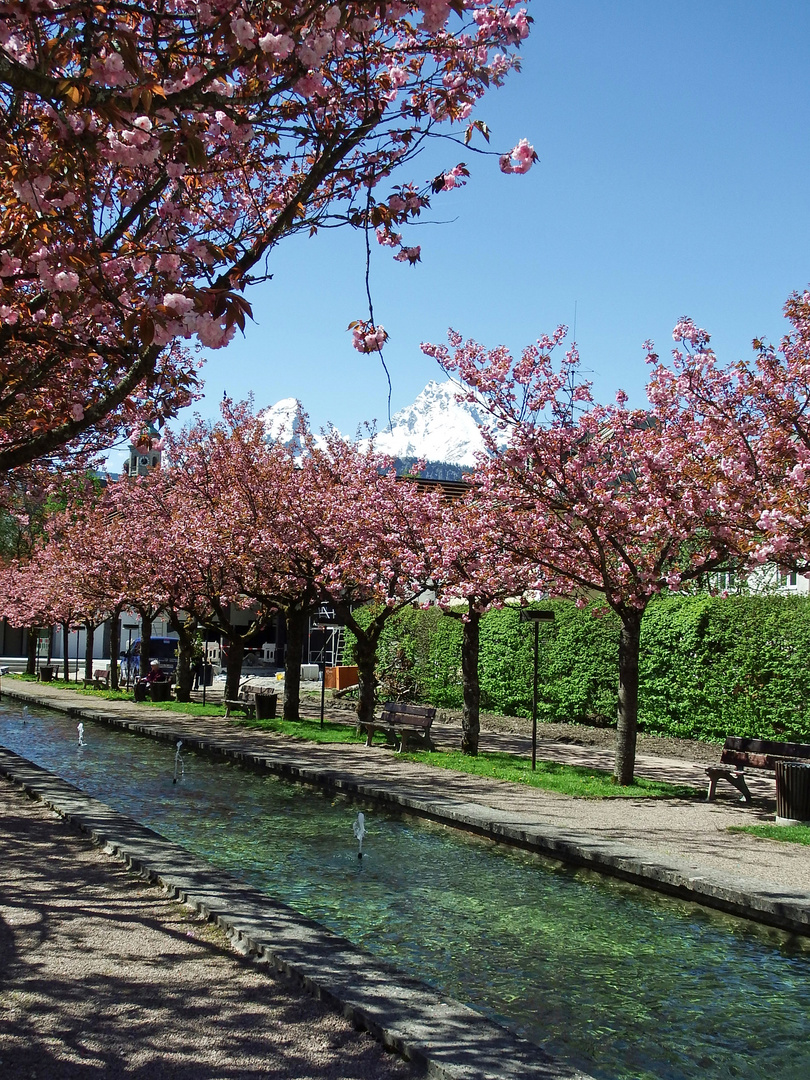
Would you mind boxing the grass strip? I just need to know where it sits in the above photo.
[398,748,698,799]
[728,824,810,846]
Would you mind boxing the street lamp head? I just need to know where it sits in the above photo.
[519,609,556,623]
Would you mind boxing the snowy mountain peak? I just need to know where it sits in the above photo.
[261,378,492,468]
[261,397,302,443]
[371,378,489,466]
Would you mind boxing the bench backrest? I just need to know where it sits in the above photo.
[721,735,810,771]
[381,702,436,728]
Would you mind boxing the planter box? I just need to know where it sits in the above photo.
[325,665,359,691]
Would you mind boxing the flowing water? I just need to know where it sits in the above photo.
[1,701,809,1080]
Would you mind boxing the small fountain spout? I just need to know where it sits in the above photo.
[22,705,29,725]
[77,722,84,747]
[173,739,184,784]
[352,811,366,860]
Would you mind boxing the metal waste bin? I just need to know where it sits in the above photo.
[149,681,171,702]
[775,761,810,825]
[254,690,277,720]
[39,665,54,682]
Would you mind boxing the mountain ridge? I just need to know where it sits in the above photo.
[260,378,488,471]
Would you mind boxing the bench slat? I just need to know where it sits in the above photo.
[724,736,810,759]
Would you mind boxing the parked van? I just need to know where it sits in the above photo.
[120,636,180,680]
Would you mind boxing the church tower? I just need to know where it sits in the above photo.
[122,423,163,477]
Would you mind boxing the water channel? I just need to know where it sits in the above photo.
[1,701,809,1080]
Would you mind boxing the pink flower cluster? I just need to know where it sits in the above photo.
[499,139,536,174]
[351,321,388,353]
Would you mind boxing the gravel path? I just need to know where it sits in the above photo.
[0,779,417,1080]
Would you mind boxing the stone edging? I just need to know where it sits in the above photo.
[0,745,592,1080]
[4,683,810,938]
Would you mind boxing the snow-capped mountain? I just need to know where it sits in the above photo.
[371,379,491,466]
[261,397,302,444]
[261,379,494,468]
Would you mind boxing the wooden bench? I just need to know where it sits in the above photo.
[82,674,108,690]
[706,736,810,802]
[362,702,436,752]
[224,697,256,719]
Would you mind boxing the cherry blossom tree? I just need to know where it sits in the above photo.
[431,483,529,753]
[424,328,758,784]
[1,1,536,478]
[298,432,445,725]
[659,289,810,580]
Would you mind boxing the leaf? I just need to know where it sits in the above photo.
[140,316,155,346]
[185,135,206,168]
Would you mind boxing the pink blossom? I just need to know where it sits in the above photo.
[53,270,80,292]
[394,246,421,264]
[500,138,536,175]
[258,33,294,59]
[155,253,181,274]
[163,293,195,316]
[231,18,255,48]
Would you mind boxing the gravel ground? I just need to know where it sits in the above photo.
[0,778,417,1080]
[467,713,722,766]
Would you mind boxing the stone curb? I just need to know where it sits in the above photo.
[4,683,810,937]
[0,745,592,1080]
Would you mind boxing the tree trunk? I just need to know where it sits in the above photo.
[461,610,482,756]
[283,606,307,721]
[62,623,70,681]
[84,621,94,679]
[139,614,152,681]
[223,636,244,702]
[109,609,121,691]
[168,613,195,703]
[354,631,380,727]
[26,626,37,675]
[614,608,643,785]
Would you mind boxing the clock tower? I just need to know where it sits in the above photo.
[122,423,163,477]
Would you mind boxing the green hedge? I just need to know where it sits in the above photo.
[344,595,810,742]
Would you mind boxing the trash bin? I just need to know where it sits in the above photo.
[254,690,277,720]
[133,682,148,702]
[775,761,810,825]
[39,665,54,682]
[149,681,171,702]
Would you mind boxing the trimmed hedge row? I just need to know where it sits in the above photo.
[343,595,810,742]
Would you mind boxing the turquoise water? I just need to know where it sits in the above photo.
[1,701,809,1080]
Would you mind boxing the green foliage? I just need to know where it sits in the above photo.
[343,605,464,707]
[346,595,810,743]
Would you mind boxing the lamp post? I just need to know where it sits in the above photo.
[123,622,139,689]
[519,609,556,770]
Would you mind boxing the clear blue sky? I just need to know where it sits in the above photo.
[130,1,810,448]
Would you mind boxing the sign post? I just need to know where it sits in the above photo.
[519,610,556,770]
